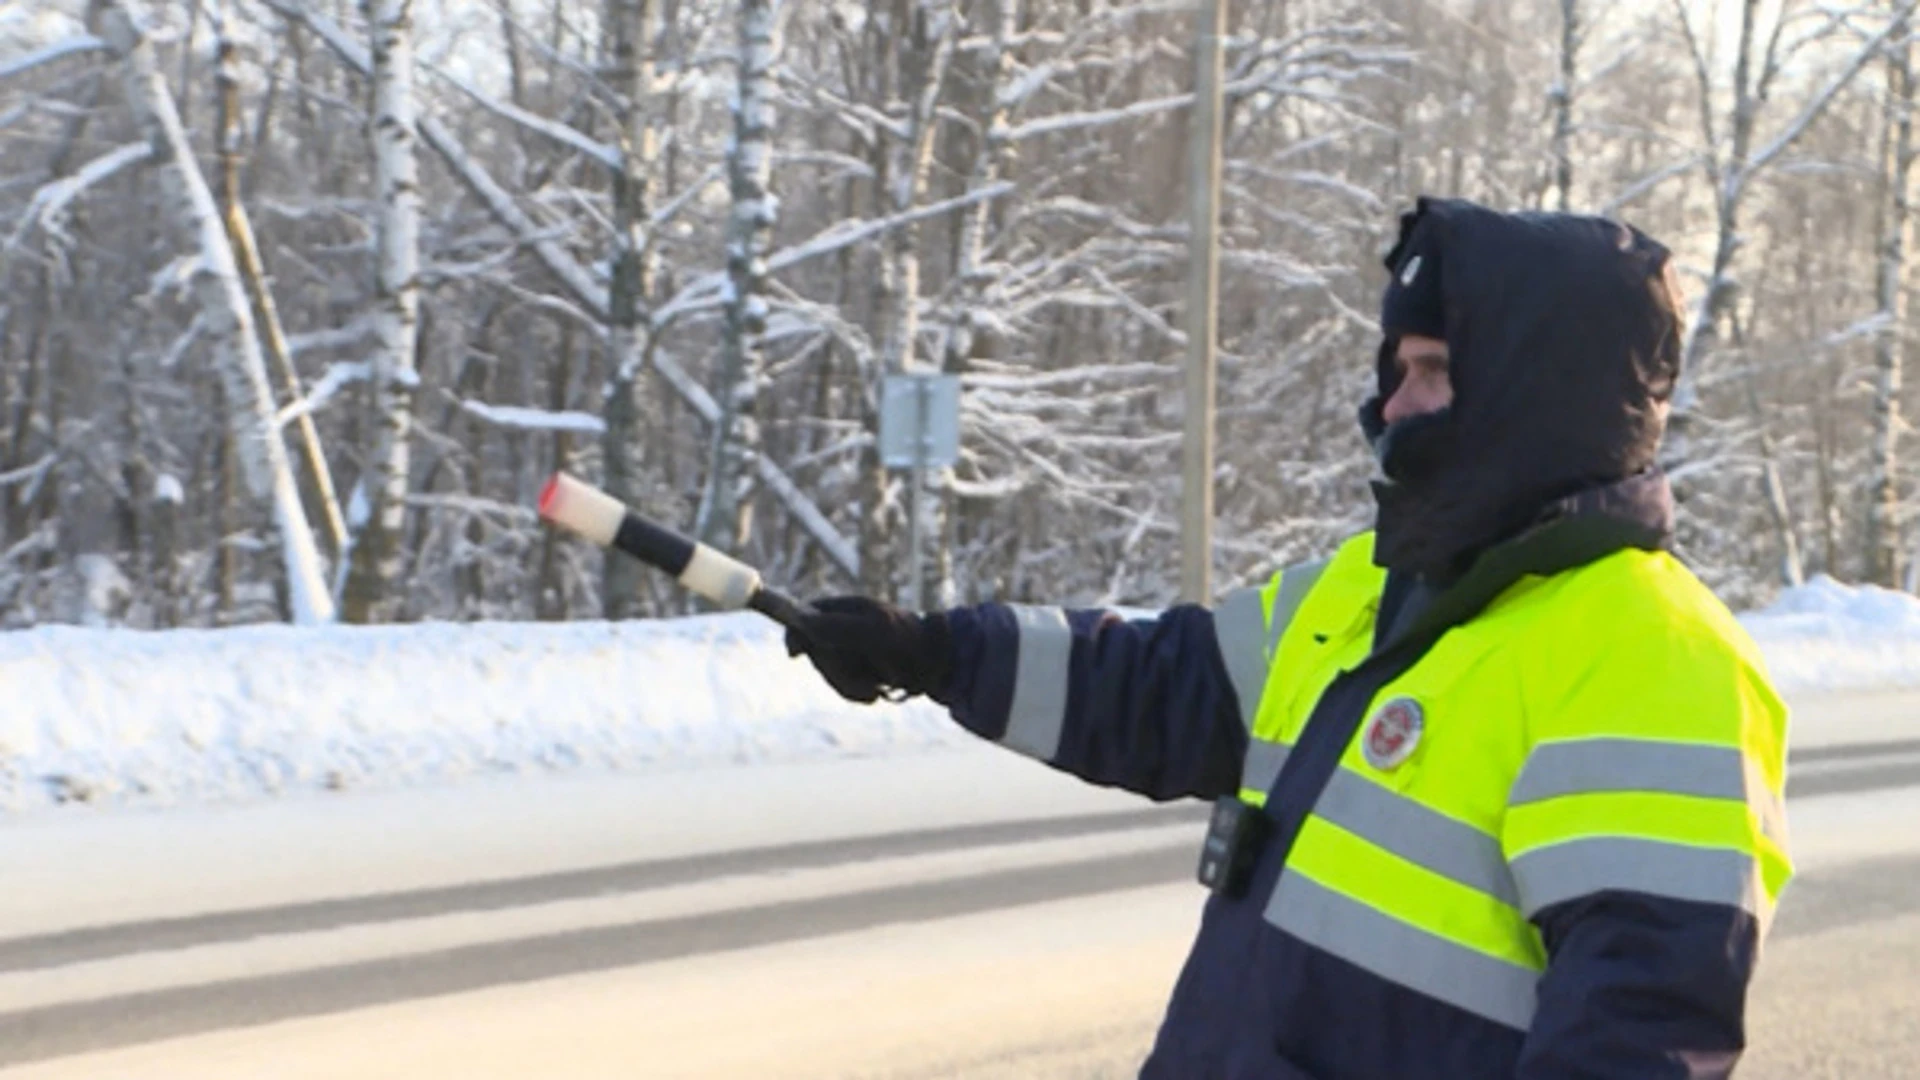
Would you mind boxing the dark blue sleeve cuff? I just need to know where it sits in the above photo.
[1519,890,1758,1080]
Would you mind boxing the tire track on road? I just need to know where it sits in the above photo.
[0,843,1197,1068]
[0,803,1206,974]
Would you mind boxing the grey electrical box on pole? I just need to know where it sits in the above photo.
[880,372,961,611]
[1182,0,1225,605]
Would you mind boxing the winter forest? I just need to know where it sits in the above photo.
[1,0,1916,629]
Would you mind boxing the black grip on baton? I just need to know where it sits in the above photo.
[747,587,817,632]
[611,512,696,577]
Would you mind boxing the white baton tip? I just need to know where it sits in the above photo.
[537,472,624,548]
[680,543,762,609]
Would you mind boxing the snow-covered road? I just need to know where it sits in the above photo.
[1,690,1916,1078]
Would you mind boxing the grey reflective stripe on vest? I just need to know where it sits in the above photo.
[999,605,1074,762]
[1509,736,1790,852]
[1265,870,1539,1031]
[1242,737,1291,795]
[1316,769,1520,907]
[1269,559,1327,648]
[1509,837,1765,922]
[1510,738,1746,805]
[1214,587,1270,735]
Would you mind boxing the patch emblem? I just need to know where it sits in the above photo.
[1362,697,1424,772]
[1399,253,1423,286]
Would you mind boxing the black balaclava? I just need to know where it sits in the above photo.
[1358,197,1683,582]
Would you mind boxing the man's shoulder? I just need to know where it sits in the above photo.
[1510,548,1789,770]
[1533,546,1773,680]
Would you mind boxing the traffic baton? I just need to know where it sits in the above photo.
[536,471,816,631]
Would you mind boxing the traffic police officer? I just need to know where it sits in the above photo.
[785,197,1791,1079]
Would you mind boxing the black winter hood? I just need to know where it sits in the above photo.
[1359,197,1684,581]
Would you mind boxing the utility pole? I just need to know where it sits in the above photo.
[906,374,930,611]
[1182,0,1225,605]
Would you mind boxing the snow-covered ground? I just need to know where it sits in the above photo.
[1742,575,1920,694]
[1,577,1916,813]
[0,616,955,812]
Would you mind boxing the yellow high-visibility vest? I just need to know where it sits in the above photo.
[1209,532,1792,1030]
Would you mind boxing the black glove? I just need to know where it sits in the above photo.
[785,595,952,704]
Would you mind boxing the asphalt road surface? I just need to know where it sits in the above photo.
[1,690,1916,1079]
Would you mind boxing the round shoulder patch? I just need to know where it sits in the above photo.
[1362,697,1424,772]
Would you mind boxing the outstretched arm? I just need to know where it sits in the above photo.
[935,603,1247,802]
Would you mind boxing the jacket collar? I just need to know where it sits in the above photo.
[1374,468,1672,657]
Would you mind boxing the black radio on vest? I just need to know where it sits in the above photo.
[1197,795,1272,898]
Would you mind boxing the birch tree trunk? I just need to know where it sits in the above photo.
[694,0,778,557]
[1871,16,1914,588]
[600,0,658,618]
[340,0,422,623]
[878,5,957,381]
[214,0,349,563]
[855,0,901,597]
[1663,0,1759,482]
[927,0,1017,607]
[1743,361,1805,587]
[102,0,334,624]
[860,0,958,601]
[6,56,102,553]
[536,323,576,620]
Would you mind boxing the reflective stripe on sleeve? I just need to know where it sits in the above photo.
[1217,558,1326,738]
[1510,738,1747,805]
[1265,870,1540,1031]
[1315,769,1519,908]
[1508,736,1790,867]
[1508,837,1767,923]
[1214,587,1269,736]
[999,605,1074,762]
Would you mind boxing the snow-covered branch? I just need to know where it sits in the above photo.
[275,361,370,428]
[1002,91,1191,142]
[0,35,109,82]
[647,183,1017,333]
[422,59,621,170]
[402,492,539,523]
[769,182,1015,275]
[0,453,56,489]
[1737,0,1919,189]
[962,362,1172,392]
[286,317,378,356]
[6,141,151,250]
[1602,153,1704,214]
[143,314,200,372]
[459,399,607,435]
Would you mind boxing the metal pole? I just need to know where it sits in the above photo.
[907,375,929,611]
[1181,0,1225,605]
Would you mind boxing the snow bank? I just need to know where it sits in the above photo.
[0,615,957,812]
[1739,575,1920,695]
[2,575,1916,812]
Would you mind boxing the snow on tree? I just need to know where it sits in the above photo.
[1871,10,1914,588]
[694,0,780,561]
[1661,0,1917,594]
[10,0,1920,626]
[599,0,662,619]
[99,0,334,625]
[338,0,422,623]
